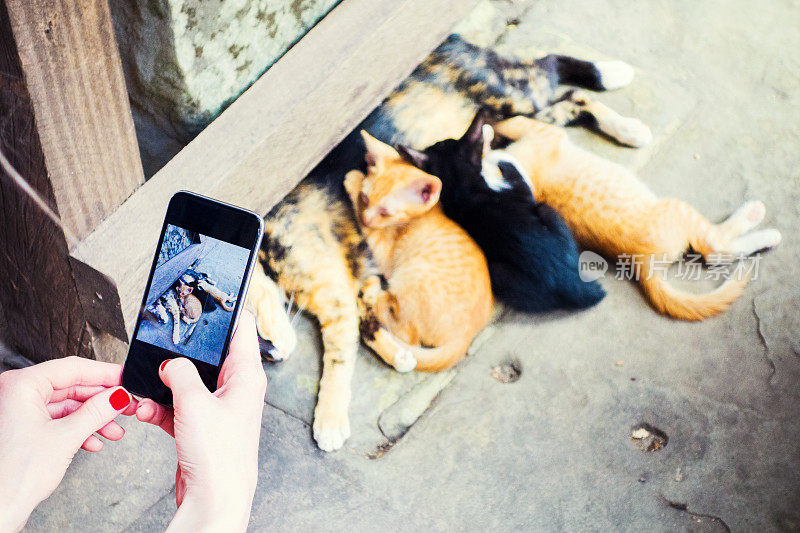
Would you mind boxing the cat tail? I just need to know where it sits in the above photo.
[365,327,471,373]
[637,257,751,321]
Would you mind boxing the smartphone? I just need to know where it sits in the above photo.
[122,191,263,406]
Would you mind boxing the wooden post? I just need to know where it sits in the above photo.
[0,0,144,362]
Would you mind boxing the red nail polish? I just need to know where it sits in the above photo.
[160,359,171,372]
[109,388,130,410]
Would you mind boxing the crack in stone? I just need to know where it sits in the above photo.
[663,496,731,532]
[752,294,776,386]
[263,400,311,428]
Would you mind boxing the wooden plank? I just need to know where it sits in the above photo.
[68,257,127,341]
[4,0,144,243]
[0,1,93,362]
[72,0,481,341]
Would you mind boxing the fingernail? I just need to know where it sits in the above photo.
[160,359,171,372]
[109,388,131,410]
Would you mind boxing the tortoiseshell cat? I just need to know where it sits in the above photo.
[255,34,649,451]
[488,115,782,319]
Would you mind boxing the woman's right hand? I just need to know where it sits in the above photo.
[134,312,267,532]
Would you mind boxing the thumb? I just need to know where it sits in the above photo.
[160,358,210,405]
[58,386,131,446]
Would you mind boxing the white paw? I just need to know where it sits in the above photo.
[595,60,635,90]
[313,411,351,452]
[745,200,767,224]
[755,228,782,250]
[393,349,417,373]
[730,228,782,256]
[606,117,653,147]
[172,334,180,345]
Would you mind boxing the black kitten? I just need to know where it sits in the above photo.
[397,109,605,313]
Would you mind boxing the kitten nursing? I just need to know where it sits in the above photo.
[249,34,779,452]
[486,116,781,320]
[397,110,606,313]
[344,132,493,372]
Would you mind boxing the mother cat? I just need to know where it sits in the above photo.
[255,34,650,451]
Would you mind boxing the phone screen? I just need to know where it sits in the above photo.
[122,192,263,405]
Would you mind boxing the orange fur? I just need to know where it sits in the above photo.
[176,281,202,324]
[345,131,493,371]
[494,117,779,320]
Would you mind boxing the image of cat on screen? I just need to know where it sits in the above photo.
[136,224,250,365]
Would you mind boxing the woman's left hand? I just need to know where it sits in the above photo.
[0,356,137,532]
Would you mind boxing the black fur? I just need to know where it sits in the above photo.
[399,110,605,313]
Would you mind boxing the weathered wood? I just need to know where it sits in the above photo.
[0,1,93,362]
[72,0,481,342]
[4,0,144,242]
[68,257,127,341]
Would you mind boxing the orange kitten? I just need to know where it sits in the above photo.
[343,131,493,371]
[493,116,781,320]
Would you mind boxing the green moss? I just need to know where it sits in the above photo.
[228,44,245,60]
[236,59,253,73]
[183,6,197,30]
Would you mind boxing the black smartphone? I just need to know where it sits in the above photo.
[122,191,263,406]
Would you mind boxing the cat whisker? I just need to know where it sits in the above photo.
[291,300,306,326]
[286,290,295,314]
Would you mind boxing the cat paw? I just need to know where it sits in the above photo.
[172,333,180,345]
[393,349,417,373]
[343,170,364,199]
[359,276,383,307]
[595,60,635,90]
[752,228,782,250]
[730,228,782,256]
[745,200,766,224]
[313,409,351,452]
[725,200,766,237]
[606,117,653,148]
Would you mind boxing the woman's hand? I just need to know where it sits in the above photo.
[0,357,135,532]
[135,312,267,532]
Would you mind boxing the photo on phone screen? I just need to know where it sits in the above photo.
[122,191,262,405]
[136,224,250,365]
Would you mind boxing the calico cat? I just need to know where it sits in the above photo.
[397,108,605,313]
[245,263,298,363]
[255,34,649,451]
[342,132,493,372]
[488,116,782,320]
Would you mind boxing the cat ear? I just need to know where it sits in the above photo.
[396,145,430,170]
[460,107,492,165]
[392,175,441,208]
[462,107,491,146]
[361,130,396,168]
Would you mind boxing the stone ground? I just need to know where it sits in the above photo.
[3,0,799,530]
